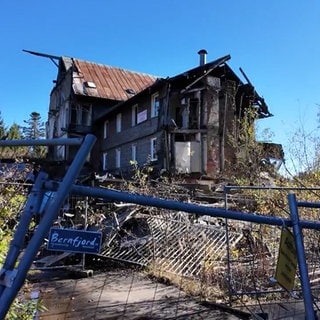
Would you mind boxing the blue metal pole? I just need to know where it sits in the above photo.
[66,185,320,231]
[0,172,48,296]
[225,185,320,192]
[0,134,96,319]
[0,137,83,147]
[297,201,320,209]
[288,193,315,320]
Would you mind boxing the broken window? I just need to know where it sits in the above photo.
[150,138,157,161]
[189,98,199,129]
[175,106,183,128]
[70,104,92,126]
[177,97,200,129]
[82,105,91,126]
[175,133,197,142]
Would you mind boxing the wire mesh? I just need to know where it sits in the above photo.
[96,185,320,315]
[224,185,320,315]
[2,143,320,317]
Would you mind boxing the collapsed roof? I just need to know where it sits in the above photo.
[24,49,272,118]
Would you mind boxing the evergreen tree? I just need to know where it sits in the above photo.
[22,112,45,140]
[22,112,46,158]
[3,123,26,157]
[7,123,22,140]
[0,111,7,139]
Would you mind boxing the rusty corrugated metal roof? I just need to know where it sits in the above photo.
[70,58,158,101]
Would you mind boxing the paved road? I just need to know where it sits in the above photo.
[31,268,245,320]
[30,268,311,319]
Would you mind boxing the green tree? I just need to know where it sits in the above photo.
[7,123,22,140]
[0,123,26,158]
[0,111,7,139]
[22,112,45,140]
[22,112,46,158]
[0,184,44,319]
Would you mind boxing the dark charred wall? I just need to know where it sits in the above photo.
[204,88,220,175]
[221,80,238,173]
[47,55,277,179]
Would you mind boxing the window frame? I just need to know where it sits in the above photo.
[131,144,137,163]
[102,152,108,171]
[116,148,121,168]
[116,113,122,133]
[70,104,92,126]
[81,105,91,126]
[132,104,138,126]
[150,138,157,161]
[103,120,109,139]
[151,93,160,118]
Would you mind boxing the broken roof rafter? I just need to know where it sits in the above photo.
[238,68,272,118]
[22,49,60,68]
[170,54,231,84]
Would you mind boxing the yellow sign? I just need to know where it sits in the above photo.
[275,228,297,291]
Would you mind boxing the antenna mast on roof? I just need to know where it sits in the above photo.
[22,49,60,68]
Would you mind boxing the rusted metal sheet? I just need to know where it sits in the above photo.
[72,59,158,101]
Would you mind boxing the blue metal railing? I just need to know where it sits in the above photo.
[287,194,315,319]
[0,134,96,319]
[0,134,319,319]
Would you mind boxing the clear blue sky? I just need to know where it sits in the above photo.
[1,1,320,167]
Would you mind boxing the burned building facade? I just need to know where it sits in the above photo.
[46,50,281,178]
